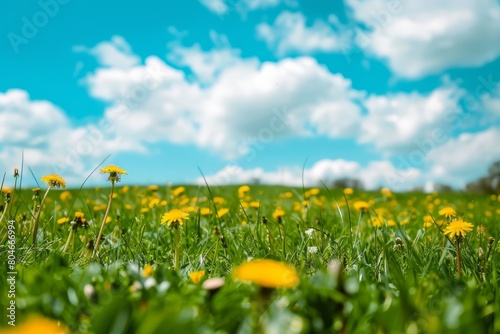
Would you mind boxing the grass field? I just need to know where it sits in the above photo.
[1,169,499,333]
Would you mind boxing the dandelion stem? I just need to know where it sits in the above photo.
[456,237,462,278]
[62,227,75,253]
[93,181,115,257]
[32,186,51,246]
[174,226,180,272]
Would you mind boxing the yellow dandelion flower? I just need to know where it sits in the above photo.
[161,209,189,227]
[250,201,260,208]
[4,315,68,334]
[172,186,185,197]
[75,212,84,218]
[371,217,382,227]
[354,201,370,212]
[149,198,160,208]
[140,208,149,213]
[443,219,473,239]
[147,185,159,191]
[213,196,225,205]
[121,185,130,193]
[100,165,127,182]
[281,191,293,198]
[125,204,132,210]
[142,264,153,277]
[41,174,66,188]
[423,215,434,228]
[238,185,250,197]
[200,207,212,216]
[439,206,456,218]
[272,208,285,219]
[57,217,70,225]
[343,188,353,195]
[60,191,72,201]
[380,188,392,197]
[216,208,229,218]
[387,219,396,227]
[233,259,300,288]
[105,216,112,224]
[189,270,205,284]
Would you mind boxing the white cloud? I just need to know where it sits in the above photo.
[426,128,500,186]
[199,0,293,15]
[196,158,423,191]
[167,31,254,84]
[199,0,228,14]
[347,0,500,78]
[359,85,464,154]
[83,36,363,159]
[0,89,138,185]
[257,11,350,56]
[74,35,140,69]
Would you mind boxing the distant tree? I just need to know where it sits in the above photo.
[433,183,455,193]
[465,160,500,193]
[332,178,364,190]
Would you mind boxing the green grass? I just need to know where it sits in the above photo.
[1,183,499,333]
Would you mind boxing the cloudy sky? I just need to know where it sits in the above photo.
[1,0,500,190]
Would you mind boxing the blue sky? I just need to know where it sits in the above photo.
[1,0,500,190]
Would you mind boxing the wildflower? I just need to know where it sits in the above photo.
[439,206,456,218]
[443,219,473,239]
[161,209,189,227]
[250,201,260,208]
[343,188,353,195]
[142,264,154,277]
[100,165,127,182]
[308,246,318,254]
[200,207,212,216]
[3,315,68,334]
[354,201,370,212]
[423,215,434,228]
[238,185,250,197]
[147,185,159,191]
[371,217,383,227]
[213,196,225,205]
[233,259,300,288]
[380,188,392,197]
[172,186,185,197]
[202,277,225,293]
[57,217,70,225]
[216,208,229,218]
[60,191,72,201]
[305,228,314,237]
[149,198,160,208]
[41,174,66,188]
[272,208,285,220]
[189,270,205,284]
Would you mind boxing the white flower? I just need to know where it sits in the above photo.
[305,228,314,237]
[144,277,157,289]
[308,246,318,254]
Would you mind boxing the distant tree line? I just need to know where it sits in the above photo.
[465,161,500,194]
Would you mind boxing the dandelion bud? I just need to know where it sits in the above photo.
[13,168,19,178]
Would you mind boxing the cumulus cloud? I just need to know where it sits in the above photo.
[347,0,500,78]
[196,158,423,191]
[359,84,465,154]
[257,11,350,56]
[426,128,500,187]
[74,35,140,69]
[83,36,363,159]
[200,0,295,16]
[0,89,138,185]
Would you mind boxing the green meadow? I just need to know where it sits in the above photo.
[0,170,499,333]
